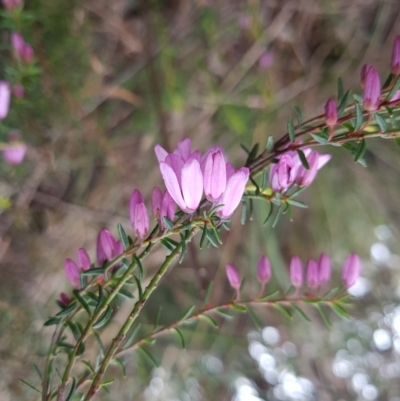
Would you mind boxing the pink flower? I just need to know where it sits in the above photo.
[215,164,249,219]
[296,151,319,187]
[342,253,361,288]
[11,32,33,63]
[77,248,91,271]
[324,98,337,127]
[96,228,123,265]
[259,51,274,69]
[257,255,271,284]
[362,65,381,111]
[65,259,80,287]
[226,263,241,290]
[318,253,331,285]
[129,189,149,240]
[391,35,400,76]
[2,141,27,165]
[0,81,11,119]
[2,0,22,11]
[202,147,227,202]
[306,259,319,289]
[290,256,303,288]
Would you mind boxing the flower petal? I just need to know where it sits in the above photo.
[181,158,203,212]
[160,161,187,211]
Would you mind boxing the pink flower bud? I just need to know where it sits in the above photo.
[2,141,27,165]
[342,253,361,288]
[257,255,271,284]
[391,36,400,75]
[362,65,381,111]
[96,228,123,265]
[226,263,241,290]
[130,189,149,240]
[11,32,33,63]
[2,0,22,11]
[13,85,24,98]
[306,259,319,289]
[151,187,163,221]
[160,190,175,226]
[77,248,91,271]
[65,258,80,287]
[202,147,227,202]
[290,256,303,288]
[60,292,70,306]
[215,166,249,219]
[0,81,11,119]
[318,253,331,285]
[259,51,274,69]
[324,98,337,127]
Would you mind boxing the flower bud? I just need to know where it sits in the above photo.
[2,140,27,165]
[226,263,241,290]
[77,248,91,271]
[290,256,303,288]
[342,253,361,288]
[151,187,163,221]
[0,81,11,120]
[306,259,319,289]
[257,255,271,284]
[13,85,24,98]
[96,228,123,265]
[202,148,226,202]
[362,65,381,111]
[391,35,400,76]
[318,253,331,285]
[60,292,70,306]
[324,98,337,127]
[130,189,149,240]
[65,258,80,287]
[160,190,175,226]
[11,32,33,63]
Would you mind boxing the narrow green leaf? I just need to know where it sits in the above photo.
[80,268,105,277]
[139,347,158,367]
[240,144,250,154]
[199,223,207,249]
[296,149,309,170]
[249,176,260,195]
[154,306,163,329]
[82,360,95,374]
[382,73,394,90]
[287,199,308,208]
[285,285,296,297]
[263,202,274,226]
[56,341,75,351]
[93,306,112,329]
[205,229,219,248]
[354,102,363,131]
[353,93,363,103]
[93,331,105,357]
[330,303,350,319]
[118,287,134,299]
[338,89,351,116]
[247,306,262,330]
[337,77,344,102]
[55,302,77,318]
[310,133,328,145]
[230,304,247,312]
[247,143,259,163]
[200,314,218,328]
[287,117,295,143]
[261,170,269,190]
[99,379,114,389]
[32,363,43,381]
[208,203,224,216]
[72,290,91,316]
[112,358,126,377]
[375,113,387,132]
[354,139,366,162]
[272,205,283,228]
[259,290,280,300]
[67,321,81,341]
[134,276,143,298]
[274,303,292,319]
[133,254,143,282]
[180,305,195,321]
[117,223,129,250]
[241,201,247,225]
[291,303,311,322]
[162,216,174,230]
[123,324,141,349]
[95,285,104,313]
[19,379,41,393]
[315,304,332,327]
[265,136,274,152]
[215,308,233,319]
[294,106,303,126]
[203,282,213,306]
[174,328,186,349]
[387,75,400,100]
[65,378,77,401]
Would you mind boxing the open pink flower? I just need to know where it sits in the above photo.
[0,81,11,120]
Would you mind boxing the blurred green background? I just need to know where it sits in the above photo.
[1,0,400,400]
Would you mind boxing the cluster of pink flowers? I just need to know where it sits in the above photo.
[63,139,250,287]
[11,32,34,65]
[270,148,331,193]
[226,253,361,295]
[290,253,361,289]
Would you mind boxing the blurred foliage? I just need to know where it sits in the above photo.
[1,0,400,400]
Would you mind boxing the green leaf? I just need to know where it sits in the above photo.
[154,306,163,329]
[72,290,91,316]
[330,303,350,319]
[160,238,177,252]
[247,306,262,329]
[259,290,280,300]
[134,276,143,298]
[315,304,332,327]
[272,205,283,228]
[265,136,274,152]
[162,216,174,230]
[294,106,303,126]
[230,304,247,312]
[93,331,105,357]
[99,379,114,389]
[337,77,344,102]
[19,379,41,393]
[199,223,207,249]
[375,113,387,132]
[337,89,351,116]
[261,170,269,190]
[354,102,363,131]
[124,324,141,349]
[118,287,134,299]
[117,223,129,250]
[80,268,105,277]
[354,139,366,162]
[55,302,77,318]
[291,303,311,322]
[208,203,224,216]
[287,199,308,208]
[93,306,112,329]
[174,328,186,349]
[274,303,292,319]
[139,347,158,367]
[95,285,104,313]
[81,360,95,374]
[203,282,213,306]
[200,314,218,328]
[240,144,250,154]
[215,308,233,319]
[112,359,126,377]
[285,285,296,297]
[287,117,295,143]
[205,229,219,248]
[296,149,309,169]
[247,143,259,163]
[180,305,195,321]
[310,133,328,145]
[263,202,274,226]
[67,321,81,341]
[382,73,394,90]
[387,75,400,100]
[133,254,143,282]
[65,378,77,401]
[32,363,43,380]
[240,201,247,225]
